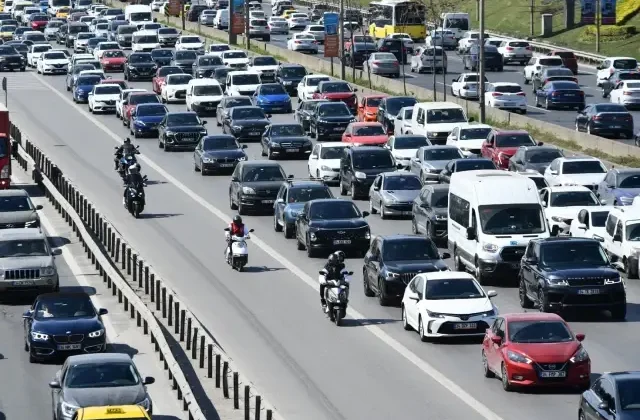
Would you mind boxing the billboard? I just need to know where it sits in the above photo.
[324,34,339,58]
[323,12,339,36]
[580,0,595,24]
[231,13,245,34]
[601,0,616,24]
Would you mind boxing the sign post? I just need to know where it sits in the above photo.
[323,12,339,76]
[2,77,6,107]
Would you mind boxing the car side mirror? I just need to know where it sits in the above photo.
[52,248,62,256]
[231,177,239,182]
[576,333,585,341]
[362,211,370,218]
[310,155,318,160]
[22,309,33,318]
[577,223,587,230]
[202,120,207,125]
[35,204,43,210]
[143,376,155,385]
[98,308,108,315]
[276,198,284,203]
[613,233,622,242]
[549,170,558,175]
[408,292,419,301]
[249,229,255,233]
[241,145,248,149]
[373,186,379,191]
[267,114,272,118]
[49,381,61,389]
[465,227,476,240]
[487,290,498,298]
[440,252,451,259]
[224,227,230,231]
[525,256,538,264]
[451,78,456,83]
[468,117,475,122]
[598,402,609,411]
[88,91,93,95]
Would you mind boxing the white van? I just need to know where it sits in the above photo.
[3,0,14,13]
[225,70,261,96]
[448,170,550,285]
[410,102,469,145]
[11,1,33,20]
[186,79,224,115]
[131,30,160,52]
[213,9,229,30]
[601,200,640,279]
[47,0,71,16]
[125,5,154,27]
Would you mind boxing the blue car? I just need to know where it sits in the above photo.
[597,168,640,206]
[253,83,292,114]
[534,80,585,110]
[131,103,169,138]
[273,180,333,238]
[23,292,108,363]
[39,1,48,12]
[72,75,103,103]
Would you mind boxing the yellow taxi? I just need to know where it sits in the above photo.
[281,8,297,18]
[0,24,16,41]
[56,6,70,18]
[73,406,151,420]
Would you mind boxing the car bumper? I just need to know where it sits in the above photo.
[620,97,640,108]
[503,360,590,388]
[128,71,155,80]
[133,124,160,136]
[159,38,177,47]
[589,123,634,135]
[542,284,626,311]
[41,66,68,74]
[29,336,106,360]
[0,275,59,293]
[238,194,278,210]
[317,168,341,182]
[270,27,288,34]
[74,93,89,102]
[458,88,479,98]
[492,100,527,110]
[292,46,318,53]
[501,53,532,62]
[0,62,24,70]
[256,103,292,113]
[307,237,371,253]
[267,144,312,157]
[164,137,200,149]
[421,316,493,337]
[371,67,400,76]
[316,124,348,138]
[165,91,187,102]
[103,63,125,72]
[191,102,220,115]
[352,178,374,195]
[477,258,520,281]
[201,160,239,172]
[547,98,585,108]
[92,102,116,112]
[379,202,413,216]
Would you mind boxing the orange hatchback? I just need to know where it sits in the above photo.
[357,94,387,122]
[342,122,388,145]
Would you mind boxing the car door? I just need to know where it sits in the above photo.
[481,132,494,159]
[520,242,537,295]
[576,105,591,129]
[193,137,204,165]
[485,318,504,370]
[295,202,310,244]
[261,124,271,153]
[609,219,624,259]
[357,95,366,121]
[595,378,617,420]
[376,98,386,125]
[274,183,287,220]
[370,174,383,207]
[52,360,69,411]
[157,115,167,140]
[439,160,454,183]
[340,150,353,188]
[582,379,605,420]
[229,164,242,203]
[413,188,429,234]
[363,238,381,292]
[308,144,320,175]
[405,276,423,326]
[409,147,422,175]
[544,159,561,185]
[296,76,306,98]
[446,126,459,146]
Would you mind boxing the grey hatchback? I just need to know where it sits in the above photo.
[0,189,42,229]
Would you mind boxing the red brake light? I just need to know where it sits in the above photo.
[506,46,513,51]
[623,91,632,95]
[491,92,502,97]
[516,92,526,96]
[525,46,531,50]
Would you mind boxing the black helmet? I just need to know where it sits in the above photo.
[233,215,242,224]
[335,250,345,263]
[124,137,131,144]
[327,253,337,264]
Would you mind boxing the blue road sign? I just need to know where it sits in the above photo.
[232,0,244,10]
[324,12,339,36]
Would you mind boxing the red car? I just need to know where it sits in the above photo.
[481,129,540,169]
[482,313,590,391]
[122,92,161,127]
[100,50,127,73]
[550,50,578,75]
[312,80,358,114]
[29,14,49,31]
[342,122,388,145]
[100,79,128,90]
[152,66,185,94]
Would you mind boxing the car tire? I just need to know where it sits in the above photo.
[350,183,357,200]
[454,247,465,271]
[380,204,387,219]
[229,193,238,210]
[306,235,316,258]
[194,161,200,172]
[537,288,550,312]
[625,256,638,279]
[267,147,275,160]
[378,278,390,306]
[475,260,490,286]
[482,350,494,378]
[519,276,534,308]
[369,199,377,214]
[402,305,412,331]
[418,317,428,342]
[611,304,627,320]
[363,268,374,297]
[273,213,282,232]
[283,222,294,239]
[339,179,347,196]
[238,201,246,215]
[501,364,513,392]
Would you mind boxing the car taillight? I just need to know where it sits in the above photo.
[492,92,502,96]
[623,91,632,95]
[525,46,531,50]
[0,165,8,179]
[506,46,513,51]
[578,90,584,95]
[373,60,381,64]
[295,40,301,44]
[516,92,526,96]
[593,115,602,120]
[379,46,388,51]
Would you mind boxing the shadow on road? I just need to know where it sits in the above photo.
[138,213,183,219]
[108,343,140,358]
[59,286,96,296]
[340,318,399,327]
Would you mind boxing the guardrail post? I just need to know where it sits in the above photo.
[102,221,107,244]
[184,315,190,345]
[167,294,173,325]
[176,305,182,335]
[144,267,149,294]
[131,253,137,279]
[216,354,221,387]
[121,243,126,269]
[207,344,213,377]
[191,328,198,360]
[255,396,261,420]
[162,287,167,318]
[266,409,272,420]
[107,227,112,253]
[223,362,229,398]
[127,249,132,275]
[234,372,239,409]
[199,335,205,368]
[244,385,250,420]
[114,238,120,262]
[155,278,161,310]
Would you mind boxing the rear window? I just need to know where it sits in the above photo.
[250,19,267,26]
[613,59,638,70]
[539,57,563,66]
[553,51,575,58]
[508,41,529,47]
[494,84,522,93]
[618,72,640,80]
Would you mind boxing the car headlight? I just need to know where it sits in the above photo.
[605,276,622,284]
[386,271,400,278]
[482,242,498,253]
[31,331,49,341]
[232,125,242,131]
[135,120,146,126]
[570,346,589,363]
[282,80,292,85]
[317,119,328,124]
[61,401,79,417]
[202,157,212,163]
[426,131,437,137]
[320,165,331,171]
[426,310,444,318]
[621,196,634,204]
[88,328,104,338]
[435,214,447,221]
[354,171,366,179]
[238,156,246,161]
[482,309,496,317]
[242,186,255,194]
[507,350,532,364]
[25,219,40,227]
[309,232,317,241]
[364,230,371,239]
[548,277,569,286]
[200,130,207,135]
[41,266,56,276]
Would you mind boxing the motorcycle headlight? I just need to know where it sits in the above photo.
[242,186,255,194]
[88,328,104,338]
[482,242,498,253]
[570,346,589,363]
[426,310,444,318]
[507,350,532,364]
[41,266,56,276]
[31,331,49,341]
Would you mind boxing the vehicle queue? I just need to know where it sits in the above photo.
[2,0,640,418]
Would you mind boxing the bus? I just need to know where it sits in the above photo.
[368,0,426,41]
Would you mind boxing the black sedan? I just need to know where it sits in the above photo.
[363,234,449,305]
[438,158,497,183]
[158,112,208,151]
[23,292,108,363]
[193,134,247,175]
[171,50,197,73]
[150,48,174,67]
[223,106,271,142]
[216,95,253,127]
[463,44,503,72]
[575,103,634,139]
[260,123,312,160]
[124,52,157,81]
[579,371,640,420]
[229,160,290,214]
[192,54,224,78]
[295,198,371,258]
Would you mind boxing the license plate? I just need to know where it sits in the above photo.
[334,127,343,131]
[262,199,274,204]
[219,163,233,167]
[205,107,215,110]
[540,371,566,378]
[250,132,260,136]
[57,344,82,350]
[13,280,35,286]
[454,323,477,329]
[285,148,299,153]
[515,54,524,57]
[565,94,575,97]
[510,262,520,269]
[333,239,351,245]
[578,289,600,295]
[611,125,621,129]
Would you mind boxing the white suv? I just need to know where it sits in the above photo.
[497,40,532,65]
[602,201,640,278]
[523,56,565,84]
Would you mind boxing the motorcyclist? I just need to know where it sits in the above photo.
[122,163,146,208]
[226,215,249,261]
[114,137,137,170]
[319,252,347,311]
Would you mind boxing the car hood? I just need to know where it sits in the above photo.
[192,94,224,102]
[280,75,303,83]
[251,65,278,72]
[284,202,305,213]
[158,33,178,39]
[425,122,463,134]
[128,62,156,68]
[166,125,205,132]
[547,206,586,219]
[232,119,270,127]
[0,210,38,223]
[424,297,493,315]
[43,59,69,65]
[63,385,146,408]
[391,149,416,159]
[136,115,165,124]
[271,135,307,143]
[32,316,102,334]
[153,57,172,64]
[223,57,248,64]
[173,59,195,66]
[257,93,290,102]
[381,189,420,202]
[94,93,119,101]
[613,188,640,199]
[523,162,549,173]
[181,42,204,49]
[421,160,449,170]
[202,149,246,158]
[494,146,519,156]
[544,266,619,279]
[76,84,96,91]
[508,341,580,363]
[0,256,54,269]
[557,173,606,185]
[385,260,448,272]
[350,135,388,145]
[308,218,368,229]
[195,64,221,71]
[319,92,355,100]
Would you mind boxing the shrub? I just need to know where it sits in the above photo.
[579,24,636,42]
[617,0,640,24]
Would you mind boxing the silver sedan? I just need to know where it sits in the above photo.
[369,172,423,219]
[364,52,400,78]
[199,10,216,26]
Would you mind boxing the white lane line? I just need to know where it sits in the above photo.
[30,72,505,420]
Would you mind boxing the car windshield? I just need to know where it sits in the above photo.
[394,136,428,149]
[232,74,260,85]
[129,54,152,63]
[152,49,173,58]
[0,47,17,55]
[541,241,608,266]
[308,201,360,219]
[319,146,344,159]
[95,85,120,94]
[224,51,246,59]
[562,160,605,174]
[44,52,67,60]
[383,175,421,190]
[0,26,16,32]
[281,66,306,77]
[102,50,125,58]
[74,65,95,74]
[0,239,48,257]
[130,94,159,105]
[137,105,166,116]
[431,190,448,207]
[242,165,285,181]
[538,58,563,66]
[233,108,265,119]
[77,76,101,85]
[32,45,50,52]
[181,36,201,44]
[288,187,331,203]
[27,34,47,42]
[426,108,466,123]
[193,85,222,96]
[158,28,178,35]
[354,125,385,136]
[618,173,640,188]
[134,35,157,43]
[320,82,351,93]
[478,204,545,234]
[494,84,522,93]
[495,133,535,147]
[526,149,562,163]
[96,24,108,30]
[459,127,491,140]
[318,103,351,117]
[594,104,628,113]
[202,137,238,150]
[590,211,609,227]
[425,278,484,300]
[613,59,637,69]
[0,195,32,211]
[159,67,182,77]
[209,44,230,52]
[387,97,417,116]
[260,84,286,95]
[618,73,640,80]
[550,191,599,206]
[65,362,140,388]
[508,321,573,343]
[224,98,252,109]
[423,148,461,161]
[197,56,222,66]
[618,378,640,410]
[353,152,393,169]
[34,295,96,320]
[77,32,92,39]
[175,50,196,60]
[383,239,439,261]
[89,37,107,46]
[252,57,277,67]
[271,124,303,136]
[167,113,200,125]
[626,222,640,241]
[400,108,412,119]
[625,82,640,88]
[168,74,193,84]
[215,68,230,78]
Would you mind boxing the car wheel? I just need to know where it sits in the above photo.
[339,179,347,196]
[523,74,529,84]
[283,222,294,239]
[378,278,390,306]
[519,276,534,308]
[537,288,550,312]
[362,268,374,297]
[380,203,387,219]
[402,305,412,331]
[535,96,540,107]
[296,235,305,250]
[273,213,282,232]
[501,364,513,391]
[575,121,580,132]
[454,247,465,271]
[267,147,275,160]
[350,183,357,200]
[369,199,377,214]
[418,317,428,342]
[625,256,639,279]
[611,304,627,320]
[194,160,200,172]
[306,235,316,257]
[482,350,494,378]
[229,193,238,210]
[587,123,593,135]
[544,98,550,110]
[411,217,419,234]
[475,261,490,285]
[238,201,246,215]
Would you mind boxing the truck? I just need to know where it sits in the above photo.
[0,104,12,189]
[124,4,154,28]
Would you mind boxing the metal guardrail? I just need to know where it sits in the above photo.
[9,124,279,420]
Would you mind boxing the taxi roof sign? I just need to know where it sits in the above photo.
[107,408,125,414]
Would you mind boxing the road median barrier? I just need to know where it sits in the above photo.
[9,122,279,420]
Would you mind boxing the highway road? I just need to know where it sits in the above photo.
[4,41,640,420]
[0,171,187,419]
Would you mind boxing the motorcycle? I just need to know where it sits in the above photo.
[318,269,353,326]
[114,145,141,180]
[124,175,147,218]
[224,227,255,272]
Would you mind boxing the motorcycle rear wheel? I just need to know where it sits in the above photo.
[334,310,342,326]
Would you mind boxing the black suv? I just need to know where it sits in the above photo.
[229,161,290,214]
[438,158,497,183]
[463,44,503,72]
[158,112,208,151]
[124,52,157,81]
[309,102,356,141]
[363,234,450,305]
[295,198,370,258]
[376,96,417,134]
[411,184,449,244]
[276,63,307,96]
[65,22,89,48]
[339,146,395,199]
[519,237,626,319]
[260,123,312,160]
[345,42,378,68]
[223,106,271,142]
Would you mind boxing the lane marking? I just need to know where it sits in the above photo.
[29,71,505,420]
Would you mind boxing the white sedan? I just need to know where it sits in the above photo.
[401,272,498,341]
[88,83,121,113]
[387,32,414,50]
[450,73,487,99]
[297,74,331,100]
[175,35,204,52]
[609,80,640,108]
[287,33,318,54]
[301,24,325,44]
[161,73,194,103]
[36,50,69,75]
[568,206,614,239]
[484,82,527,114]
[308,142,348,183]
[27,43,51,67]
[287,13,310,30]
